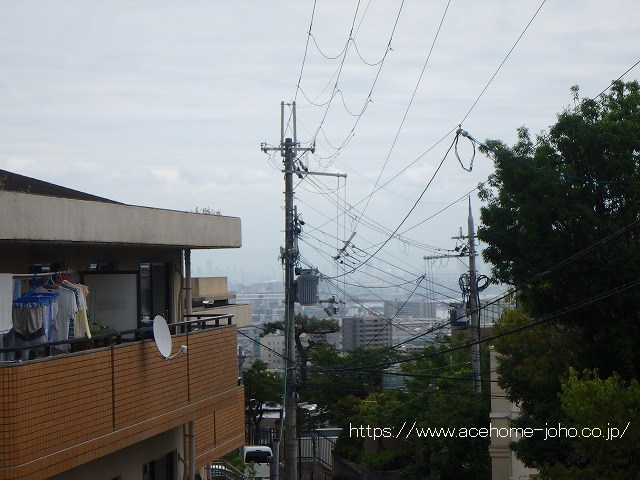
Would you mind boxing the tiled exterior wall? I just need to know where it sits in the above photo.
[0,326,244,480]
[194,389,245,467]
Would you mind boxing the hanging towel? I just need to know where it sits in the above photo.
[0,274,13,334]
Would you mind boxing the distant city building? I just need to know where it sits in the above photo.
[259,332,286,371]
[392,318,449,344]
[341,316,392,351]
[480,296,514,326]
[383,299,437,319]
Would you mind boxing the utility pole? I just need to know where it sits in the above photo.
[427,197,481,392]
[283,134,298,480]
[262,101,314,480]
[467,198,481,393]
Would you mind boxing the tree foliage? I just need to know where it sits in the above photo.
[539,369,640,479]
[303,344,401,424]
[243,359,282,443]
[479,80,640,378]
[400,339,491,480]
[305,338,491,480]
[479,80,640,476]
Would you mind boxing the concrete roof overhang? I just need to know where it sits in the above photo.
[0,190,241,249]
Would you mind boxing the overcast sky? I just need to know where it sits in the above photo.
[1,1,638,296]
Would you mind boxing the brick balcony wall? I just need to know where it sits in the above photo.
[0,325,244,480]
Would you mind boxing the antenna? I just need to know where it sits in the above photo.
[152,315,187,360]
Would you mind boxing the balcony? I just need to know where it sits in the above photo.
[190,277,252,328]
[0,318,244,480]
[190,303,252,328]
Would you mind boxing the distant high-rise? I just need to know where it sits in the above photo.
[342,316,392,351]
[259,333,286,370]
[383,299,436,319]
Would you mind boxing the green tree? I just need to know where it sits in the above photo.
[401,338,491,480]
[492,309,577,467]
[303,344,402,424]
[540,369,640,480]
[261,314,339,383]
[306,338,491,479]
[479,80,640,474]
[243,359,282,444]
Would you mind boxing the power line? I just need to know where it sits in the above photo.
[326,132,458,279]
[306,0,363,140]
[302,227,460,307]
[297,189,446,253]
[286,0,318,138]
[354,0,452,231]
[318,266,640,375]
[310,214,640,373]
[238,328,301,367]
[465,128,640,186]
[318,274,455,343]
[309,0,547,223]
[293,0,317,105]
[322,0,547,218]
[299,233,461,304]
[353,273,425,349]
[306,0,406,161]
[459,0,547,125]
[305,66,640,293]
[594,59,640,99]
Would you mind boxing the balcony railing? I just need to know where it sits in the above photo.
[0,315,244,480]
[0,314,233,362]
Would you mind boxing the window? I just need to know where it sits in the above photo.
[140,263,171,322]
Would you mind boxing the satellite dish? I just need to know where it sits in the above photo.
[153,315,172,358]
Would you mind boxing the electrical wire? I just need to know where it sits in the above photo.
[297,186,445,253]
[326,133,458,279]
[594,59,640,99]
[299,232,460,303]
[316,240,640,376]
[309,0,547,228]
[459,0,547,125]
[354,0,452,231]
[292,0,317,107]
[465,127,640,186]
[302,210,640,375]
[297,173,446,252]
[307,0,363,137]
[306,0,406,161]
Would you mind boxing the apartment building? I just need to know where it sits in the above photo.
[0,170,247,480]
[383,299,437,319]
[489,347,538,480]
[341,316,392,352]
[259,332,286,371]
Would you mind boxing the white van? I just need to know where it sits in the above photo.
[241,446,273,479]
